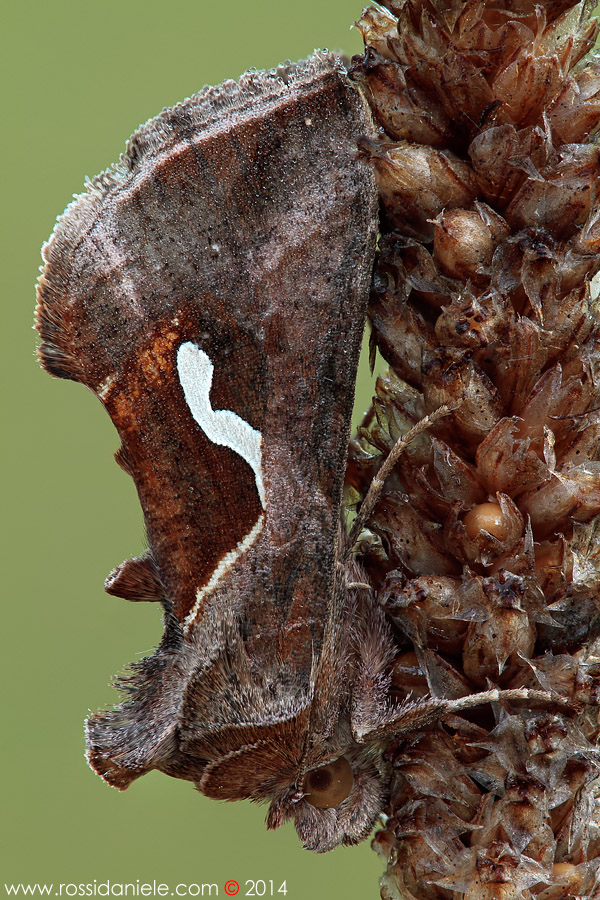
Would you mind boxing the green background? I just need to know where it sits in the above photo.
[3,1,382,898]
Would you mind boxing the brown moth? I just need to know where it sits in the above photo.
[35,51,555,852]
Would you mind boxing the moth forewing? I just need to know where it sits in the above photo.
[36,50,382,850]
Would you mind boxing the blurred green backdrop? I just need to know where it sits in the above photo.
[2,1,382,898]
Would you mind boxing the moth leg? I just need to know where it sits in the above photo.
[346,404,452,553]
[348,580,397,741]
[352,687,572,745]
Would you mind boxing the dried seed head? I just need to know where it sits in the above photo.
[358,138,478,239]
[433,206,510,283]
[351,0,600,896]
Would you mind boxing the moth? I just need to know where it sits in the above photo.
[36,51,549,852]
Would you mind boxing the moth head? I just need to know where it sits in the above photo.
[198,732,385,853]
[265,746,385,853]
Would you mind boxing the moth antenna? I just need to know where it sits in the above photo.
[346,404,454,552]
[105,553,166,603]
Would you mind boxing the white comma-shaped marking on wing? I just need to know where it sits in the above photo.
[176,340,266,630]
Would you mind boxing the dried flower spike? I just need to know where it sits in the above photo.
[349,1,600,897]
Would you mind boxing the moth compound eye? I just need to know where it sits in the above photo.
[304,756,354,809]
